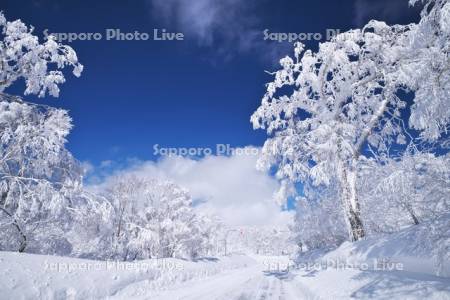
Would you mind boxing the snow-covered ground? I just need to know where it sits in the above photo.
[1,250,449,299]
[0,251,255,299]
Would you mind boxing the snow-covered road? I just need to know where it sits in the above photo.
[112,256,450,300]
[2,252,450,300]
[121,264,315,300]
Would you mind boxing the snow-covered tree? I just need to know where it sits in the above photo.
[103,175,215,260]
[291,180,347,251]
[0,11,83,252]
[0,12,83,97]
[360,149,450,234]
[251,0,449,241]
[0,94,81,252]
[63,187,114,259]
[219,226,295,256]
[184,214,222,258]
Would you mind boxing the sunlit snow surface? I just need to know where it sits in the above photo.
[1,251,449,299]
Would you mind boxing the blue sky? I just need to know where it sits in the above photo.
[2,0,421,165]
[1,0,422,225]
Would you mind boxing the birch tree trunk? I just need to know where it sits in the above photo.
[338,97,391,241]
[1,191,27,252]
[338,162,365,241]
[336,127,365,241]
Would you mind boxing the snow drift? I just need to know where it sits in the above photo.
[296,213,450,277]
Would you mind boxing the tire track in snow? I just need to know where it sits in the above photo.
[145,266,318,300]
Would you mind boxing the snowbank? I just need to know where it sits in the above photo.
[296,213,450,277]
[0,252,255,299]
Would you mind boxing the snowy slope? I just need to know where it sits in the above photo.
[1,250,450,300]
[0,252,254,300]
[1,217,450,300]
[304,213,450,278]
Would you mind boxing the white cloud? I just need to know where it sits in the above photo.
[146,0,291,63]
[80,161,94,175]
[99,160,113,168]
[88,147,293,227]
[353,0,421,26]
[148,0,256,47]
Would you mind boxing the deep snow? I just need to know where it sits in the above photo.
[1,251,449,299]
[1,216,450,300]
